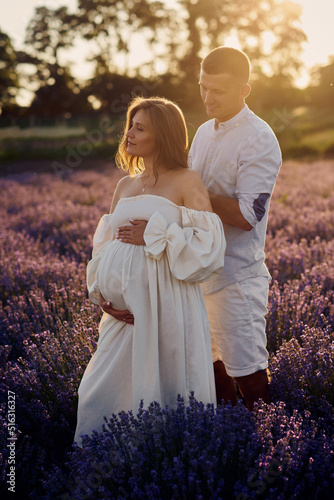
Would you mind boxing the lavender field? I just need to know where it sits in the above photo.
[1,160,334,499]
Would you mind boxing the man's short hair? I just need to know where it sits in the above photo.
[201,47,251,83]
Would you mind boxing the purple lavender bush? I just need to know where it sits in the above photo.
[1,161,334,499]
[269,324,334,431]
[42,397,334,499]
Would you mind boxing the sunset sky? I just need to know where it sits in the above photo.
[1,0,333,104]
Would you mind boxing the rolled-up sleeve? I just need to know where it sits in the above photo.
[236,127,282,227]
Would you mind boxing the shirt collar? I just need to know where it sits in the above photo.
[214,104,248,131]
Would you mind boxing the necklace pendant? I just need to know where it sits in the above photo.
[142,187,145,192]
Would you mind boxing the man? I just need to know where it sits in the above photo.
[189,46,282,410]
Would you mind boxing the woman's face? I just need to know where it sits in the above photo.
[126,109,156,161]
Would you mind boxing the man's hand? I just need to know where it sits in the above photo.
[99,293,134,325]
[115,219,148,245]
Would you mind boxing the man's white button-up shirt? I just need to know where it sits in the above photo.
[189,104,282,293]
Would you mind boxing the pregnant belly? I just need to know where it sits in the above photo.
[97,240,146,311]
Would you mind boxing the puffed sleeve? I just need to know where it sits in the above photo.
[86,215,113,305]
[144,208,225,282]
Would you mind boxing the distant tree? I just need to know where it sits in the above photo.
[77,0,304,110]
[82,69,159,116]
[24,6,77,84]
[169,0,307,96]
[247,74,306,113]
[261,0,307,80]
[20,5,88,117]
[0,31,19,112]
[21,1,173,115]
[75,0,171,76]
[29,68,85,117]
[18,0,307,116]
[308,57,334,109]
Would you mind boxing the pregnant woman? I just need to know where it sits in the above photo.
[74,96,226,446]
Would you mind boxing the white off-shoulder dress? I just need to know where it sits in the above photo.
[74,194,226,445]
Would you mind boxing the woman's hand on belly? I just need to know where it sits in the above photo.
[115,219,147,245]
[99,292,134,325]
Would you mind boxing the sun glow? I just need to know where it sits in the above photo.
[287,0,334,86]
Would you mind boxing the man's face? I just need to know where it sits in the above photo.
[199,70,249,123]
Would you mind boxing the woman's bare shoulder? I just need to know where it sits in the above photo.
[178,169,212,211]
[110,175,134,212]
[116,174,133,189]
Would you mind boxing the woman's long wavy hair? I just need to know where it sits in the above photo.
[115,96,189,177]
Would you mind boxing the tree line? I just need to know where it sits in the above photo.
[0,0,333,120]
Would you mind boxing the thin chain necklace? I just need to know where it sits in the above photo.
[141,173,154,192]
[141,175,147,192]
